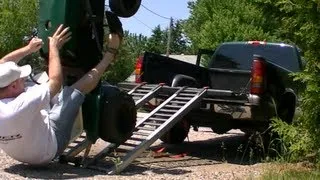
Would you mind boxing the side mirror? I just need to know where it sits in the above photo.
[109,0,141,18]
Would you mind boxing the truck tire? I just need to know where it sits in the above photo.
[159,74,195,144]
[277,92,296,124]
[211,126,231,134]
[109,0,141,18]
[258,93,296,157]
[99,84,137,144]
[210,113,233,134]
[160,120,190,144]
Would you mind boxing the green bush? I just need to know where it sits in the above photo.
[0,0,38,56]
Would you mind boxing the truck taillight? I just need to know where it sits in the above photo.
[250,55,266,95]
[248,41,267,46]
[135,56,143,83]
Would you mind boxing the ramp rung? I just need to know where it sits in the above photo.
[148,117,167,122]
[136,89,151,93]
[158,109,178,113]
[142,122,162,126]
[71,140,84,144]
[164,105,183,108]
[133,131,150,136]
[136,126,156,131]
[141,85,158,89]
[169,101,187,104]
[79,134,86,138]
[129,137,146,142]
[132,93,147,96]
[133,96,143,99]
[154,113,172,117]
[179,93,197,97]
[122,142,140,148]
[174,97,192,101]
[183,89,201,93]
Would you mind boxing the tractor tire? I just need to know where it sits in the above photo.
[160,120,190,144]
[109,0,141,18]
[99,83,137,144]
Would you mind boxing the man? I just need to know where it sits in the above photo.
[0,18,122,165]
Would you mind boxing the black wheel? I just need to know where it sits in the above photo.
[160,120,190,144]
[210,113,232,134]
[258,94,296,157]
[277,93,296,124]
[159,75,194,144]
[109,0,141,18]
[211,126,231,134]
[98,84,137,144]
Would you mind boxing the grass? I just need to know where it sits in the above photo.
[259,163,320,180]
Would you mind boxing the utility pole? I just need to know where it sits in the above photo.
[166,17,173,57]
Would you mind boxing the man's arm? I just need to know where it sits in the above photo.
[0,38,43,64]
[46,25,71,98]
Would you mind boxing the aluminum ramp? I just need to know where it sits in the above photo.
[85,86,208,174]
[127,83,164,109]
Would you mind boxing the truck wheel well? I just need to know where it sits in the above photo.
[171,74,198,87]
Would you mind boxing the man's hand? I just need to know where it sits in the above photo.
[49,24,72,50]
[47,24,71,99]
[27,37,43,53]
[0,37,44,64]
[107,33,122,50]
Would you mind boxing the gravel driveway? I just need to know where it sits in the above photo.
[0,127,269,180]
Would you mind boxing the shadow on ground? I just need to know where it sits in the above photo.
[148,132,268,166]
[118,131,271,175]
[4,162,104,179]
[4,131,270,178]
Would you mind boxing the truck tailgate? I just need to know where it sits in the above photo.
[208,68,251,93]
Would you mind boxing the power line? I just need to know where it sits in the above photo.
[141,4,171,20]
[133,16,154,30]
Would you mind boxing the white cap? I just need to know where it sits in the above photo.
[0,61,32,88]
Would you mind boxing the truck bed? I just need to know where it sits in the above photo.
[140,52,209,87]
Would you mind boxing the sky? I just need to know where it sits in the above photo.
[112,0,191,37]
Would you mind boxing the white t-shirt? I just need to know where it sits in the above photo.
[0,83,57,165]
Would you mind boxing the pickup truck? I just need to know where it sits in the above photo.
[125,41,304,144]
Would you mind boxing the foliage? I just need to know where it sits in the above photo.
[162,20,195,55]
[184,0,278,50]
[184,0,320,163]
[250,0,320,163]
[0,0,39,57]
[145,21,195,55]
[145,25,166,54]
[184,0,279,66]
[102,30,148,84]
[271,117,314,161]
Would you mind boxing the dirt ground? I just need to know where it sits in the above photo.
[0,127,274,180]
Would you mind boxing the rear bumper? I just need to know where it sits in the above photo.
[210,94,274,122]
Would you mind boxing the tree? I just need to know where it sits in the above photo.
[102,31,148,84]
[163,20,194,55]
[184,0,278,52]
[145,25,166,54]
